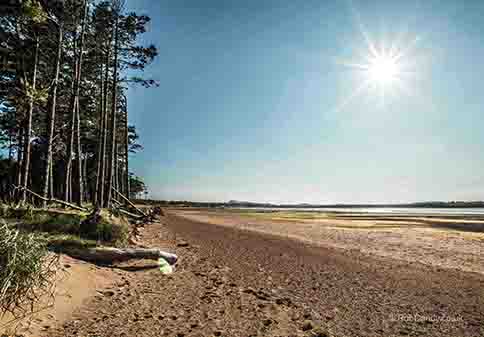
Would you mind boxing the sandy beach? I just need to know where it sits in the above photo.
[175,209,484,275]
[32,209,484,337]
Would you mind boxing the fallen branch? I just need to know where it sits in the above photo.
[49,198,87,212]
[112,187,147,217]
[13,185,88,212]
[112,198,123,207]
[116,208,145,219]
[58,246,178,265]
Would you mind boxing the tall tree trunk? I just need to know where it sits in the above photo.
[82,150,88,201]
[68,158,73,202]
[8,134,14,162]
[75,97,83,206]
[64,41,78,202]
[49,156,53,199]
[74,0,89,206]
[64,94,77,201]
[94,62,104,207]
[42,24,63,208]
[105,13,119,208]
[64,0,88,204]
[119,165,124,200]
[15,128,23,199]
[98,43,111,207]
[20,36,39,204]
[114,136,118,192]
[124,97,130,199]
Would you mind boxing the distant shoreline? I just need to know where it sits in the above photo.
[134,199,484,209]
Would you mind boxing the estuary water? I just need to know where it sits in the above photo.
[235,207,484,216]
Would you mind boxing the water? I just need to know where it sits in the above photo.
[235,207,484,216]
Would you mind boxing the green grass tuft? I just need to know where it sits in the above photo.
[43,234,97,252]
[0,222,58,318]
[1,204,130,247]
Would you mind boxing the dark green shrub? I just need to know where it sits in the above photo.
[2,205,129,247]
[18,211,84,235]
[79,210,129,246]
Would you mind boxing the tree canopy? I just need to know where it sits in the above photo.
[0,0,158,206]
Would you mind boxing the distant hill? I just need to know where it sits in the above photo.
[228,200,249,204]
[134,199,484,209]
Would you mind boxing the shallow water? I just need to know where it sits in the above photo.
[235,206,484,216]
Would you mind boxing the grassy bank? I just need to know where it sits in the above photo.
[1,205,129,247]
[0,204,132,322]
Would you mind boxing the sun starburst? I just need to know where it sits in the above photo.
[334,5,423,110]
[367,52,400,84]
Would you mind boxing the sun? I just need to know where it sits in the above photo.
[335,45,409,109]
[367,53,400,85]
[333,4,423,110]
[336,36,420,109]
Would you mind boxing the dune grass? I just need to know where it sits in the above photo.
[0,222,58,319]
[0,204,132,324]
[1,205,129,247]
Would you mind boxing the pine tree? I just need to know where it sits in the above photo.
[0,0,157,207]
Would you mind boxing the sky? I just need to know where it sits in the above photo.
[125,0,484,204]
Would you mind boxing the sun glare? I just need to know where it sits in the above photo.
[334,4,423,110]
[367,54,400,84]
[336,43,412,109]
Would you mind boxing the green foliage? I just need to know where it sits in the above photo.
[34,212,83,233]
[21,77,49,104]
[96,220,129,245]
[1,204,36,220]
[44,233,97,251]
[0,222,57,318]
[1,204,130,247]
[21,0,48,23]
[128,125,143,153]
[0,0,156,204]
[7,208,85,235]
[0,203,15,218]
[79,210,129,246]
[129,174,146,198]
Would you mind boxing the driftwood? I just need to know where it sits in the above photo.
[13,185,88,212]
[111,198,123,207]
[112,187,147,217]
[117,208,144,219]
[60,247,178,265]
[153,206,165,216]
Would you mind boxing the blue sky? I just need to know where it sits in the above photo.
[125,0,484,204]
